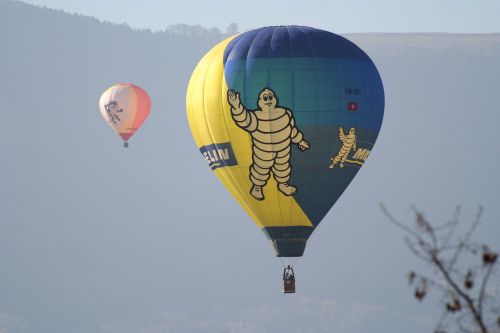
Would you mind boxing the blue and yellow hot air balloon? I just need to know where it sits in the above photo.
[186,26,384,290]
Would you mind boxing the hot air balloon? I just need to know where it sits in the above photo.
[99,83,151,147]
[186,26,384,293]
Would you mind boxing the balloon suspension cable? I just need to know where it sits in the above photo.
[278,257,286,268]
[278,257,300,268]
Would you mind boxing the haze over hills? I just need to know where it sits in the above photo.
[0,1,499,333]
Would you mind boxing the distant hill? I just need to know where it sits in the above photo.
[0,1,499,333]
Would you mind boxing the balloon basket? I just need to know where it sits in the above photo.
[283,279,296,294]
[282,265,296,293]
[123,142,129,148]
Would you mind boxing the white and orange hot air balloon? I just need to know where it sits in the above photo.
[99,83,151,147]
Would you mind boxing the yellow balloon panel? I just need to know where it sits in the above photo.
[186,36,313,229]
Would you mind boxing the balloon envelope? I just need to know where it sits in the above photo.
[99,83,151,145]
[186,26,384,257]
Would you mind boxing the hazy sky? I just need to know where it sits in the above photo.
[1,2,500,333]
[20,0,500,32]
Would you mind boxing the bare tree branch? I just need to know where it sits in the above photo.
[479,264,495,317]
[382,204,498,333]
[440,206,461,249]
[432,254,489,333]
[449,206,483,270]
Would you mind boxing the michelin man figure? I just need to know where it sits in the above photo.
[227,88,310,201]
[329,126,357,169]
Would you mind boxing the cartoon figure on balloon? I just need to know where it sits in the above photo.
[104,100,123,124]
[227,88,310,201]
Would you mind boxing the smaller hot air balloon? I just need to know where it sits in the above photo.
[99,83,151,147]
